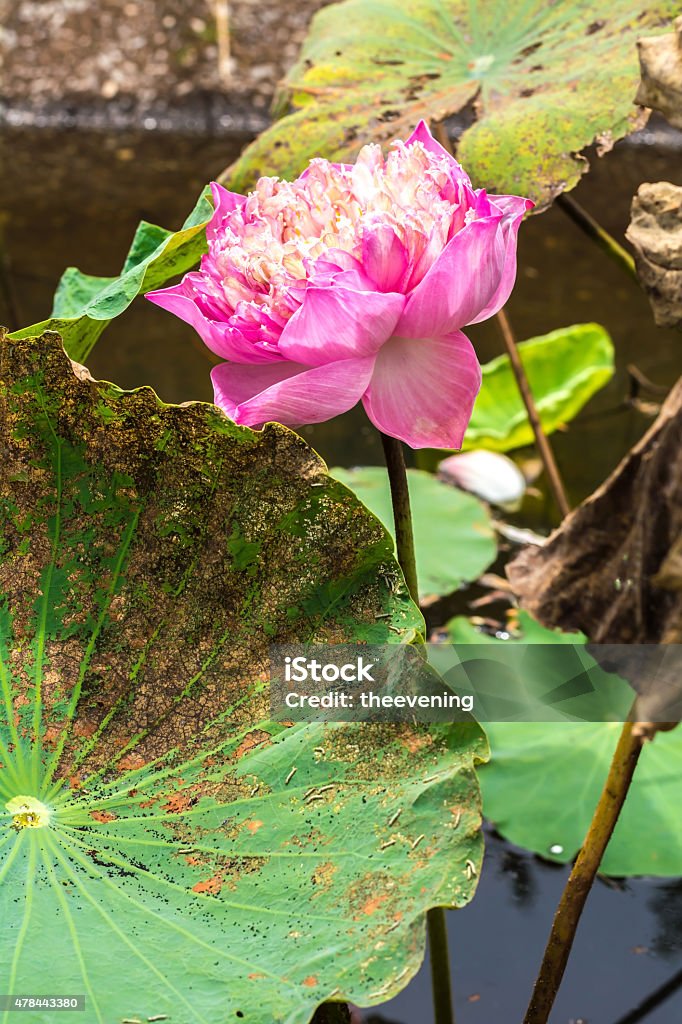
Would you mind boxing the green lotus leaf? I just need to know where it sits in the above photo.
[227,0,677,207]
[0,332,487,1023]
[9,188,212,364]
[331,467,496,600]
[448,613,682,876]
[464,323,615,452]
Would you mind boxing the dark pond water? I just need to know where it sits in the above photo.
[368,826,682,1024]
[1,123,681,1023]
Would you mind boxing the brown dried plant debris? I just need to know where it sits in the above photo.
[627,181,682,329]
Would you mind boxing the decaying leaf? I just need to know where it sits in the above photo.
[507,377,682,645]
[0,331,487,1023]
[626,181,682,329]
[654,533,682,592]
[635,15,682,129]
[226,0,677,209]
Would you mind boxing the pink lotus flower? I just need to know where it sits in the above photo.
[147,122,532,448]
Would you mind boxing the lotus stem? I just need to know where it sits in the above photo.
[556,193,638,283]
[427,900,456,1024]
[522,716,644,1024]
[378,429,455,1024]
[379,432,420,601]
[496,308,571,520]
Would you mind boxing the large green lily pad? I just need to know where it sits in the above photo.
[464,323,615,452]
[0,332,487,1023]
[227,0,677,208]
[448,613,682,876]
[9,189,212,364]
[331,467,496,601]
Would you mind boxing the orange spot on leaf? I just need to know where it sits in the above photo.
[361,894,389,916]
[163,791,195,814]
[234,729,271,760]
[117,753,146,772]
[192,874,223,895]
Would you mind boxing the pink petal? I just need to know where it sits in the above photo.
[146,278,279,364]
[468,195,534,324]
[278,285,404,366]
[207,182,246,241]
[396,215,505,337]
[361,222,409,292]
[490,194,535,218]
[362,332,482,449]
[404,120,470,182]
[308,249,365,281]
[212,355,376,428]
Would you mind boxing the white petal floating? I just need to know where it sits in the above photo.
[438,449,527,510]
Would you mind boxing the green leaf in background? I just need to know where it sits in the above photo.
[227,0,678,208]
[332,467,496,601]
[0,331,487,1024]
[9,188,213,364]
[448,613,682,876]
[463,323,615,452]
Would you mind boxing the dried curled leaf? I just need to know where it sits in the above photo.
[626,181,682,328]
[507,380,682,732]
[635,15,682,129]
[507,378,682,645]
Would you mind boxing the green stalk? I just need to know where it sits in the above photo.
[427,899,456,1024]
[523,716,644,1024]
[378,430,455,1024]
[379,432,419,599]
[555,193,638,283]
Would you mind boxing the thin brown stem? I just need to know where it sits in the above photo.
[496,308,571,519]
[379,431,419,601]
[556,193,638,283]
[523,716,644,1024]
[427,899,456,1024]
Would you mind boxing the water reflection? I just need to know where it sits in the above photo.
[367,828,682,1024]
[650,881,682,958]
